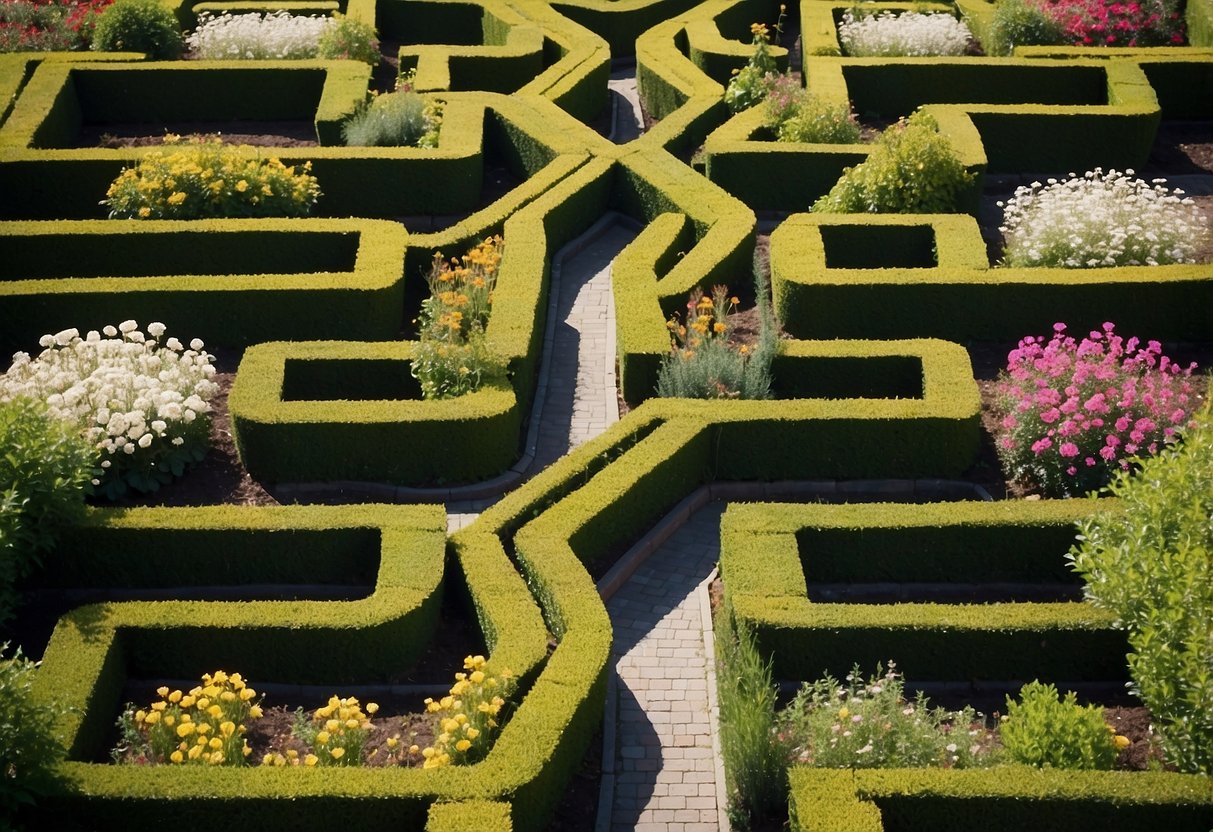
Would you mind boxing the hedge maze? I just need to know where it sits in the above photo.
[2,0,1212,828]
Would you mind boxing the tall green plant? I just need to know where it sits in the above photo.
[1,644,68,824]
[1000,681,1120,770]
[1069,402,1213,774]
[716,601,785,829]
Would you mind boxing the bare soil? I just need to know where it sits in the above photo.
[247,705,436,767]
[1143,120,1213,175]
[83,121,319,148]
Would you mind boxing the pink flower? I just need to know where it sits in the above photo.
[1059,442,1080,458]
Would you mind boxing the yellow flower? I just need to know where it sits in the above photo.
[465,727,480,740]
[455,739,471,752]
[325,719,340,733]
[168,690,182,703]
[177,723,194,738]
[235,180,249,192]
[220,722,236,738]
[170,750,184,764]
[838,707,850,720]
[317,731,330,745]
[157,686,169,698]
[249,705,263,719]
[304,754,318,767]
[330,747,346,760]
[166,191,186,206]
[137,206,151,218]
[1114,735,1132,749]
[386,737,399,750]
[366,703,379,715]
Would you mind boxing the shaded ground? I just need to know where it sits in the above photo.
[82,121,319,148]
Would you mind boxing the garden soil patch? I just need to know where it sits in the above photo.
[83,121,320,148]
[1144,120,1213,175]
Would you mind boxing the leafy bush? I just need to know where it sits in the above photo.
[1,645,67,823]
[1069,404,1213,774]
[656,283,773,400]
[0,322,219,499]
[90,0,182,58]
[342,89,442,148]
[1000,681,1122,769]
[763,73,860,144]
[103,136,321,219]
[811,112,975,213]
[411,237,507,400]
[992,321,1200,497]
[716,602,785,830]
[724,15,782,113]
[838,9,972,56]
[778,662,998,769]
[0,398,93,626]
[985,0,1067,55]
[0,0,110,51]
[419,655,514,768]
[316,15,378,64]
[999,169,1210,268]
[186,11,332,60]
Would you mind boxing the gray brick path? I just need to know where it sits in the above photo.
[605,504,728,832]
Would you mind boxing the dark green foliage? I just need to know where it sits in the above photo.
[0,644,68,825]
[90,0,183,59]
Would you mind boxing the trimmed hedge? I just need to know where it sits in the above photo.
[426,800,513,831]
[770,212,1213,341]
[788,767,1213,832]
[0,218,407,352]
[720,499,1130,681]
[551,0,701,58]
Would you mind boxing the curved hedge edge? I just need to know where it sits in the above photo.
[788,767,1213,832]
[550,0,702,57]
[634,2,725,120]
[507,0,611,122]
[0,217,407,352]
[426,800,513,831]
[769,211,1213,341]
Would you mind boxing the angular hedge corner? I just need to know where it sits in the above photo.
[788,767,1213,832]
[719,500,1128,682]
[770,213,1213,341]
[0,218,407,353]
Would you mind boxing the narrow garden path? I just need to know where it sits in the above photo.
[601,504,728,832]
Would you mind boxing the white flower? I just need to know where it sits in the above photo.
[839,11,971,57]
[118,320,137,333]
[190,339,204,351]
[147,322,167,338]
[187,11,334,60]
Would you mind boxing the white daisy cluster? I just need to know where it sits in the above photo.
[999,169,1210,268]
[838,10,973,57]
[187,11,334,60]
[0,322,219,496]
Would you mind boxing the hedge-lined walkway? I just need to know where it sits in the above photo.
[603,504,727,832]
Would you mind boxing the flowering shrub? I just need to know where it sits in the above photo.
[1047,0,1185,47]
[812,111,975,213]
[762,73,860,144]
[342,87,442,148]
[1000,681,1124,769]
[289,695,377,766]
[419,655,514,768]
[656,285,773,400]
[411,236,506,399]
[992,322,1200,497]
[724,11,783,113]
[316,14,377,64]
[90,0,182,58]
[0,0,110,51]
[103,136,321,219]
[777,662,998,768]
[999,169,1210,268]
[0,322,219,499]
[186,11,332,59]
[0,397,94,625]
[116,671,262,766]
[837,10,973,57]
[1070,406,1213,774]
[986,0,1068,54]
[1,644,68,821]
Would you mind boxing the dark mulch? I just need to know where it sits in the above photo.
[83,122,319,148]
[247,704,436,767]
[546,729,603,831]
[1143,120,1213,176]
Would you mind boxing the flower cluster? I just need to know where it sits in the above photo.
[103,136,321,220]
[993,322,1200,497]
[0,0,110,51]
[723,9,784,113]
[838,10,972,57]
[0,321,218,498]
[186,11,333,59]
[285,695,377,766]
[411,236,506,399]
[1046,0,1185,47]
[778,662,998,769]
[999,169,1209,268]
[117,671,261,766]
[657,285,773,400]
[419,655,513,768]
[762,73,860,144]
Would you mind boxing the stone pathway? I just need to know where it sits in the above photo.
[604,504,728,832]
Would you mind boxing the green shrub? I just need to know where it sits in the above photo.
[763,74,860,144]
[90,0,182,58]
[985,0,1066,55]
[1069,405,1213,774]
[342,90,441,148]
[316,15,378,64]
[716,602,785,830]
[812,112,975,213]
[102,137,321,219]
[778,662,998,770]
[0,398,94,627]
[1000,681,1120,770]
[0,644,68,824]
